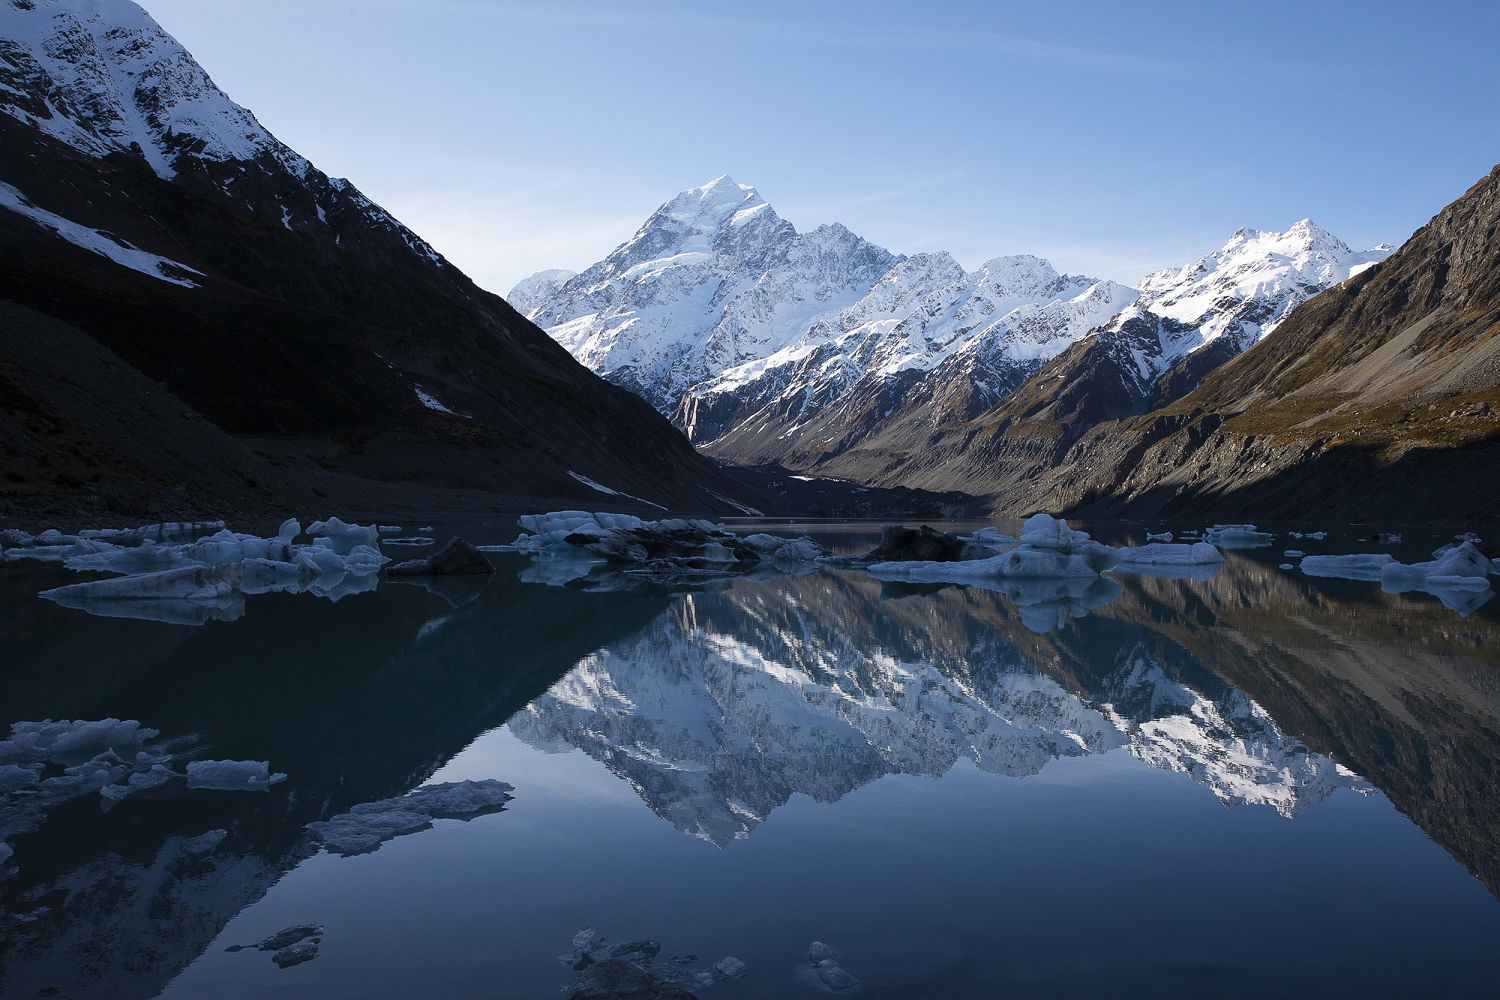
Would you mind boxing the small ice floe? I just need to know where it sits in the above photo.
[1146,531,1173,542]
[381,537,436,546]
[561,930,733,997]
[1376,532,1403,544]
[306,779,514,856]
[377,525,402,534]
[1204,524,1274,548]
[186,760,287,792]
[1280,563,1294,570]
[802,941,860,994]
[1113,542,1224,580]
[226,924,324,969]
[181,829,228,855]
[1300,553,1396,582]
[1284,550,1305,558]
[715,956,747,979]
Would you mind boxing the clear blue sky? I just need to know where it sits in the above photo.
[141,0,1500,296]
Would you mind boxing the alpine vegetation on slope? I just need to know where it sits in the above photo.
[0,0,743,520]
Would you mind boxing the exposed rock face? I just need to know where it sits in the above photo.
[811,164,1500,520]
[387,538,495,576]
[0,0,746,521]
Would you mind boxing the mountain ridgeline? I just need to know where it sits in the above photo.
[516,172,1496,519]
[886,162,1500,520]
[0,0,746,523]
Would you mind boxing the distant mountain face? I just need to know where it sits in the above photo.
[1081,221,1393,412]
[518,179,1387,475]
[841,163,1500,519]
[0,0,743,520]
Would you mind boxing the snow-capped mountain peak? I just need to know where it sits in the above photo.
[0,0,304,179]
[1128,220,1392,370]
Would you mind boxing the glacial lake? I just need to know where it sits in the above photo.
[3,519,1500,999]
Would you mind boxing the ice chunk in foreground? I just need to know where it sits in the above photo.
[2,719,159,762]
[307,779,513,855]
[186,760,286,791]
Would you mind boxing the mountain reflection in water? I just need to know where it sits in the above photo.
[2,543,1499,997]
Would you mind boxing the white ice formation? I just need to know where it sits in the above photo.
[0,718,285,874]
[9,519,393,623]
[1297,538,1496,614]
[306,779,514,856]
[185,760,287,792]
[1204,524,1275,548]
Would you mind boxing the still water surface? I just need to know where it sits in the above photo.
[3,520,1499,998]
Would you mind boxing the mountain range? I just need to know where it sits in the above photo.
[0,0,751,524]
[515,177,1394,483]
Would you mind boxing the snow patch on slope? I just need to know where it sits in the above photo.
[0,180,200,286]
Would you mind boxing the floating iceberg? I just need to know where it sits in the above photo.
[1381,542,1495,591]
[185,760,287,792]
[1300,553,1397,582]
[508,511,825,579]
[307,517,380,555]
[1111,542,1223,581]
[306,778,514,856]
[42,563,244,602]
[26,516,390,623]
[871,515,1121,584]
[1205,524,1274,548]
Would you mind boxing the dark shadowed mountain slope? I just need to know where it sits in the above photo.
[826,163,1500,520]
[0,0,745,523]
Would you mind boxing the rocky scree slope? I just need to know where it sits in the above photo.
[0,0,744,522]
